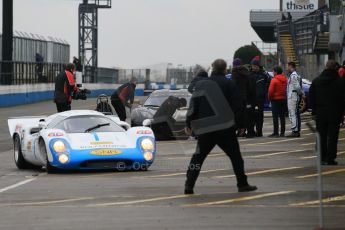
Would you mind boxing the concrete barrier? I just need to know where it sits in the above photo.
[0,83,145,107]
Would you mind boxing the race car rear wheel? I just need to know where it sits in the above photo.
[14,135,41,170]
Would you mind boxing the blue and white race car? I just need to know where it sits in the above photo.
[8,110,156,173]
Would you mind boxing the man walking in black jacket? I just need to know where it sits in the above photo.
[309,60,345,165]
[184,59,257,194]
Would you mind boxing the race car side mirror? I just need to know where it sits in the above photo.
[38,119,46,129]
[143,119,152,127]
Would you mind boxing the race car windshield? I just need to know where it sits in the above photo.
[144,96,167,107]
[144,96,191,107]
[53,116,124,133]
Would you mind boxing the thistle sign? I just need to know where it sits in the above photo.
[283,0,318,12]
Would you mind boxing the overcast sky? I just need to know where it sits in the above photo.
[1,0,278,68]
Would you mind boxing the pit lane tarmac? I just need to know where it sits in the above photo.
[0,99,344,230]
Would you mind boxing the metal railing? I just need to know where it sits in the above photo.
[0,61,65,85]
[0,62,152,86]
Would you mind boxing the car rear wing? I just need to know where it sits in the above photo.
[8,116,46,137]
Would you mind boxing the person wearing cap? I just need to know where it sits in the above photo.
[268,66,288,138]
[231,58,254,137]
[111,77,138,121]
[286,62,304,138]
[248,56,270,138]
[188,65,209,93]
[184,59,257,195]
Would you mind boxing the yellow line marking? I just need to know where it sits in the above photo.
[183,191,295,207]
[244,138,306,147]
[0,197,94,207]
[245,149,306,159]
[300,151,345,160]
[77,171,135,178]
[303,136,345,146]
[166,152,224,160]
[302,143,315,146]
[296,168,345,179]
[300,156,316,159]
[89,194,197,207]
[145,168,229,178]
[168,149,309,161]
[213,167,303,179]
[290,194,345,206]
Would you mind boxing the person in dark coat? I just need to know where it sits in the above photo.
[54,63,78,112]
[184,59,257,195]
[188,65,209,93]
[247,56,270,137]
[151,96,187,141]
[231,58,254,137]
[111,77,137,121]
[36,53,45,83]
[309,60,345,165]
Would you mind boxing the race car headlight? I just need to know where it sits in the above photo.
[58,153,69,164]
[53,140,66,153]
[143,152,154,161]
[140,138,154,151]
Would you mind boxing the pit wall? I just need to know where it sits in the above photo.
[0,83,145,107]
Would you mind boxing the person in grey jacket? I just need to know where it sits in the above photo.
[286,62,304,138]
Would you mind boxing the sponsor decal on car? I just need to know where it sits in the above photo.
[48,132,64,137]
[136,130,152,135]
[90,149,123,156]
[27,141,32,150]
[90,141,113,145]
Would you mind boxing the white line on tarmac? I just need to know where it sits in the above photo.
[213,166,303,179]
[88,194,197,207]
[0,178,36,193]
[182,191,295,207]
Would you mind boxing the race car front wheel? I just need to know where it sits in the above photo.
[14,135,41,170]
[299,97,307,114]
[39,139,59,174]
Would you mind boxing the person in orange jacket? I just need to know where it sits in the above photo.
[268,66,288,137]
[54,63,79,112]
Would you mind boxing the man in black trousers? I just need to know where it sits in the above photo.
[309,60,345,165]
[184,59,257,194]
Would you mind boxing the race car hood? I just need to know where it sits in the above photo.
[63,132,134,150]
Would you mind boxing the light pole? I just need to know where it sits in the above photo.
[167,63,172,84]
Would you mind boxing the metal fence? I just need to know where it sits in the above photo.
[0,61,65,85]
[117,69,150,84]
[166,67,193,84]
[0,62,151,85]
